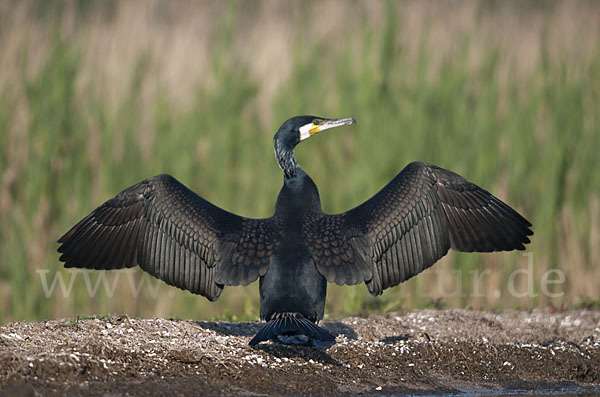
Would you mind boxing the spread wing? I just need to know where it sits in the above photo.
[58,175,280,301]
[307,162,533,296]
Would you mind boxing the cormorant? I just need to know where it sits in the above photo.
[58,115,532,347]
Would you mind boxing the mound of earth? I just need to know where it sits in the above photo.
[1,309,599,395]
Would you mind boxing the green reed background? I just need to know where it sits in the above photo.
[0,1,599,323]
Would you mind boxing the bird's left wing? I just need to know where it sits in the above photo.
[58,175,280,301]
[307,162,532,296]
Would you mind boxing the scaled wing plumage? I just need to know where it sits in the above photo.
[308,162,533,295]
[58,175,280,301]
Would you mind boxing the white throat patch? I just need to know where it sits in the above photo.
[299,123,313,141]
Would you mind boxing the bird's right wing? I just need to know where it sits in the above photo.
[58,175,280,301]
[310,162,532,296]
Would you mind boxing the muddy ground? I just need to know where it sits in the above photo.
[1,309,599,396]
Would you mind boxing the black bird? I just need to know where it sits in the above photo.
[58,115,532,347]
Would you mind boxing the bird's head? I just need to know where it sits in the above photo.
[274,115,356,150]
[274,115,356,177]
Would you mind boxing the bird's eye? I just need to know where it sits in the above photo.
[312,120,319,126]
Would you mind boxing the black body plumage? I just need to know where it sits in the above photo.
[58,115,533,347]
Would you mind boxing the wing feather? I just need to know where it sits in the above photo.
[58,174,281,301]
[311,162,532,296]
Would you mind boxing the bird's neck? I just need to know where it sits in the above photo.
[276,165,322,217]
[275,144,301,179]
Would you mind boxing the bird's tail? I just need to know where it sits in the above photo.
[249,312,336,348]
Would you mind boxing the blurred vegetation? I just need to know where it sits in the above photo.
[0,1,599,323]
